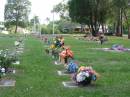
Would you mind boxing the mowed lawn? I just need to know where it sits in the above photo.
[0,35,16,49]
[0,35,130,97]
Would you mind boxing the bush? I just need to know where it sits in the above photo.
[41,26,61,34]
[0,49,17,72]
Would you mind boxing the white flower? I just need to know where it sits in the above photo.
[4,54,7,57]
[1,68,5,73]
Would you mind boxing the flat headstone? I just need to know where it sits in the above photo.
[101,48,122,52]
[12,61,20,65]
[128,49,130,51]
[92,48,123,52]
[17,48,24,50]
[57,70,70,76]
[54,61,62,65]
[0,79,16,87]
[91,48,109,50]
[16,50,23,54]
[62,81,78,88]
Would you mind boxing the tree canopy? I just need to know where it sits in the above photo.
[4,0,31,33]
[68,0,130,38]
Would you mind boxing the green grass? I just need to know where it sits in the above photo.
[0,35,130,97]
[0,35,15,49]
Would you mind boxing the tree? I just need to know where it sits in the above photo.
[112,0,129,37]
[68,0,110,36]
[4,0,31,33]
[124,7,130,39]
[52,0,70,20]
[30,16,40,33]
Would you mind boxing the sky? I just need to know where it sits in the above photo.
[0,0,63,23]
[0,0,6,21]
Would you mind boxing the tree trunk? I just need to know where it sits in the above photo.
[123,9,130,39]
[91,25,96,36]
[15,11,19,33]
[104,25,107,33]
[116,9,123,37]
[116,24,122,36]
[128,27,130,39]
[90,15,96,36]
[102,24,105,34]
[15,22,18,33]
[120,9,123,36]
[80,24,84,33]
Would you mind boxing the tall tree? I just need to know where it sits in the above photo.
[30,16,40,32]
[52,0,70,20]
[4,0,31,33]
[124,8,130,39]
[112,0,129,37]
[68,0,110,36]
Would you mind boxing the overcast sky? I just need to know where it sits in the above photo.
[0,0,63,23]
[0,0,6,21]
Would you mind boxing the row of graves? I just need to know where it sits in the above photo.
[41,35,100,88]
[73,34,130,52]
[0,37,24,87]
[34,34,130,88]
[73,34,108,45]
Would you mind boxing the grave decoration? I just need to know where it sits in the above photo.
[14,41,20,47]
[53,36,64,49]
[66,60,78,73]
[72,66,99,86]
[59,47,74,65]
[45,36,65,59]
[111,44,130,51]
[0,66,5,78]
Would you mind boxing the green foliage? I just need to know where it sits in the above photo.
[30,16,40,25]
[0,49,17,72]
[41,23,61,34]
[41,25,51,34]
[68,0,130,37]
[68,0,110,36]
[52,1,70,20]
[4,0,31,32]
[111,0,129,36]
[55,19,78,33]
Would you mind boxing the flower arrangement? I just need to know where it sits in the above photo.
[66,60,78,73]
[72,66,99,86]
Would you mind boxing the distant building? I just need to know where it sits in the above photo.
[74,25,90,33]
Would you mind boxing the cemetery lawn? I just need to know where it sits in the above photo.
[0,35,130,97]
